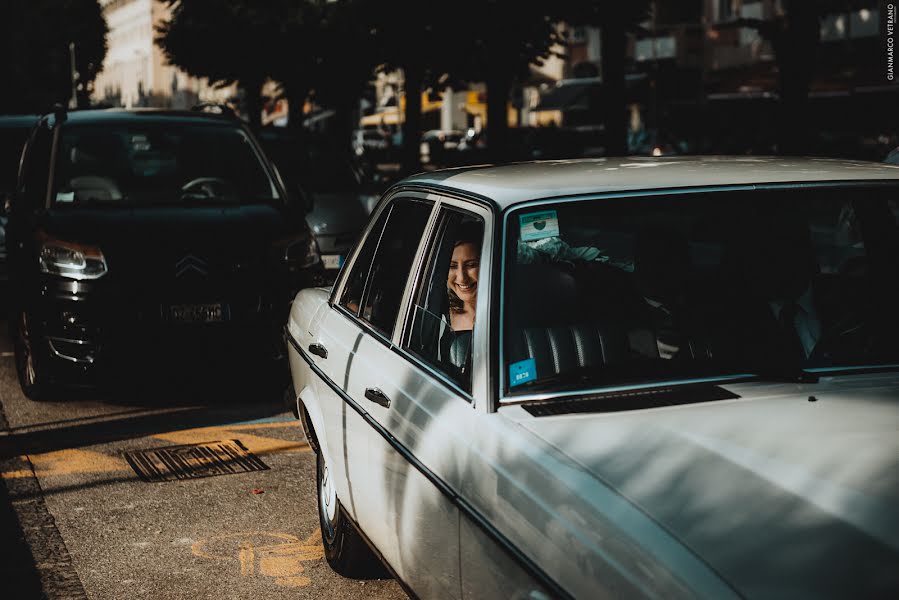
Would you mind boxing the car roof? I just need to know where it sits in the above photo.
[401,156,899,209]
[0,114,40,129]
[43,108,238,127]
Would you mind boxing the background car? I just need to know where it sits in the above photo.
[5,108,322,399]
[0,115,39,285]
[257,128,372,283]
[287,157,899,598]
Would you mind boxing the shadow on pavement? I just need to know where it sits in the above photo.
[0,469,43,598]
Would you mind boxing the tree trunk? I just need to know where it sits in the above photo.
[486,65,511,164]
[331,98,357,162]
[601,22,628,156]
[241,76,263,132]
[777,0,819,155]
[401,64,423,175]
[285,81,308,132]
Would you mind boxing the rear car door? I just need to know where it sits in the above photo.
[302,205,391,519]
[317,196,434,542]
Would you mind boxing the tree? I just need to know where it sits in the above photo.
[0,0,107,113]
[156,0,277,129]
[562,1,652,156]
[446,1,566,162]
[723,0,846,155]
[337,0,455,173]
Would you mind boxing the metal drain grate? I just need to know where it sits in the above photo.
[124,439,269,482]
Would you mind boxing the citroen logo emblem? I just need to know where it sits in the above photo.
[175,254,208,278]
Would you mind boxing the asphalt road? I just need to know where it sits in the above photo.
[0,324,405,600]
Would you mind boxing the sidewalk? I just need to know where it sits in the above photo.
[0,406,43,599]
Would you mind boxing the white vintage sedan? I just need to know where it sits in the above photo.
[286,157,899,599]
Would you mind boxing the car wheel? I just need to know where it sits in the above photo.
[316,450,386,578]
[14,310,54,401]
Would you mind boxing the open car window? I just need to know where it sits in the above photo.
[52,122,280,206]
[502,187,899,396]
[403,208,485,393]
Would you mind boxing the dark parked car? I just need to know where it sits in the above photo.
[258,128,371,282]
[0,115,40,284]
[4,108,322,399]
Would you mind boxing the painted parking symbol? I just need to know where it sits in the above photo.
[192,531,323,588]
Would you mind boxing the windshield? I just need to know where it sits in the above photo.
[52,122,281,206]
[502,187,899,396]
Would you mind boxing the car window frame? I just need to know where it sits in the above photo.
[497,181,899,406]
[396,200,492,405]
[330,189,438,349]
[331,187,496,410]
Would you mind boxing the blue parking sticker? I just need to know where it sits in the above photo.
[519,210,559,242]
[509,358,537,387]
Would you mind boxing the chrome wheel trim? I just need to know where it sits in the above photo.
[319,460,338,540]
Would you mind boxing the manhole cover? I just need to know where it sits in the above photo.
[124,439,269,482]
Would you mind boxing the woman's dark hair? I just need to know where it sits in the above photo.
[447,221,483,314]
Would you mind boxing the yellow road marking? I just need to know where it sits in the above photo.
[152,423,310,457]
[1,420,306,479]
[1,449,129,478]
[193,530,323,588]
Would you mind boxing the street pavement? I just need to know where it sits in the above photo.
[0,325,405,600]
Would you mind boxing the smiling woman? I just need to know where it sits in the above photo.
[447,221,483,332]
[405,211,484,392]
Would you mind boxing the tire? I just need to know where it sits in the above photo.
[13,310,55,401]
[316,450,386,578]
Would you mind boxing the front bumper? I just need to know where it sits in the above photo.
[29,267,322,384]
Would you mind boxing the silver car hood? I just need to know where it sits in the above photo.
[517,372,899,598]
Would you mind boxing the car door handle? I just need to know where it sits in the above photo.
[307,342,328,359]
[364,387,390,408]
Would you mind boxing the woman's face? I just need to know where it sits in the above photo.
[448,241,479,305]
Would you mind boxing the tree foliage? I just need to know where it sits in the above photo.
[0,0,107,113]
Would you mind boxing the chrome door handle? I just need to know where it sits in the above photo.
[308,342,328,359]
[364,387,390,408]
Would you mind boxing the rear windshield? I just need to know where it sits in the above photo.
[502,187,899,395]
[52,122,281,206]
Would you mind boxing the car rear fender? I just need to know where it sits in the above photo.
[297,385,324,456]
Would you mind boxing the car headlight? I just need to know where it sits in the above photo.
[39,236,108,280]
[275,233,320,268]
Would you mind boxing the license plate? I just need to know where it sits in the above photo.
[321,254,343,270]
[165,303,228,323]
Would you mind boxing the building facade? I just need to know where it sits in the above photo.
[93,0,230,109]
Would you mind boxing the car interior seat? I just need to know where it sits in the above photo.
[505,263,630,382]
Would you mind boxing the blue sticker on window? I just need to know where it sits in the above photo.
[509,358,537,387]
